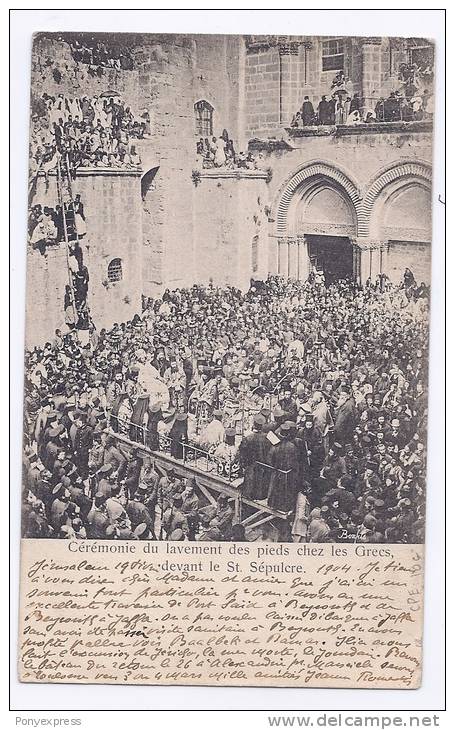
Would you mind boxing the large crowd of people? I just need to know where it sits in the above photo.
[29,91,147,187]
[22,271,429,544]
[67,36,135,72]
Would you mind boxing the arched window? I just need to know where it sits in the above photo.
[194,100,213,137]
[107,258,123,282]
[141,166,159,201]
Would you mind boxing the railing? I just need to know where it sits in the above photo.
[160,433,240,483]
[108,412,239,482]
[107,411,294,513]
[288,95,434,128]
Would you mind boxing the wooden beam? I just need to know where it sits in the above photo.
[246,514,277,531]
[196,481,218,506]
[241,509,268,526]
[108,429,288,521]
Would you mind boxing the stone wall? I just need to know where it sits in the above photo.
[27,169,143,346]
[30,33,244,300]
[385,240,431,285]
[25,245,70,348]
[192,170,270,291]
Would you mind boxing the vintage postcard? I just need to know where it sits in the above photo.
[19,31,433,688]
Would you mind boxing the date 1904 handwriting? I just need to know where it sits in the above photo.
[19,542,423,688]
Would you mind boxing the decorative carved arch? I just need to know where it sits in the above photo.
[360,160,432,236]
[273,161,362,236]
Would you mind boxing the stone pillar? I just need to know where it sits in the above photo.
[355,238,386,284]
[288,238,298,279]
[269,236,279,275]
[297,236,310,281]
[278,238,289,276]
[360,37,383,102]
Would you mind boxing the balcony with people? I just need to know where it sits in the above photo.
[286,66,434,138]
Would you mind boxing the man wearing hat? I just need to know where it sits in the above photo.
[307,507,330,543]
[300,412,325,476]
[74,411,93,479]
[124,448,144,498]
[105,483,129,525]
[157,468,181,513]
[87,492,110,540]
[126,484,155,535]
[43,426,64,472]
[88,428,106,471]
[198,409,225,449]
[197,513,222,542]
[213,427,238,469]
[334,389,357,446]
[95,462,113,497]
[323,474,356,516]
[208,494,233,540]
[162,495,188,540]
[357,460,382,501]
[103,435,128,477]
[65,474,89,518]
[50,485,72,533]
[272,405,286,428]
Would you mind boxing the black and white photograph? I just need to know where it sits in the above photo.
[22,31,433,545]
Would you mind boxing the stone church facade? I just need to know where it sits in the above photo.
[26,33,434,345]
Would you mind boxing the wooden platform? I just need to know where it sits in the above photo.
[109,430,288,531]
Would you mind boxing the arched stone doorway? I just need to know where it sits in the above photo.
[369,181,431,285]
[272,162,360,283]
[364,162,432,285]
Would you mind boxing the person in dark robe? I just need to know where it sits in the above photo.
[334,390,358,445]
[238,414,270,501]
[110,392,127,433]
[383,92,400,122]
[146,403,162,451]
[323,474,357,516]
[169,412,188,460]
[73,411,93,479]
[130,394,149,443]
[349,93,361,114]
[279,387,298,421]
[403,267,417,294]
[317,95,331,125]
[182,354,194,408]
[124,449,143,498]
[301,96,315,125]
[267,422,299,513]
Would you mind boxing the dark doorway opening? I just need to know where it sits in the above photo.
[306,234,353,285]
